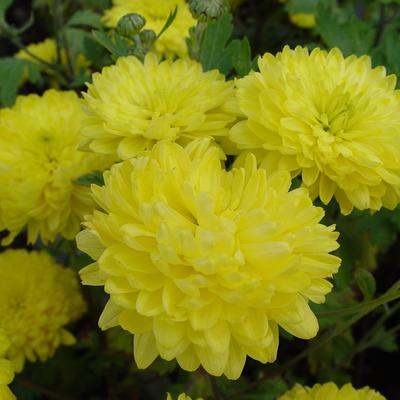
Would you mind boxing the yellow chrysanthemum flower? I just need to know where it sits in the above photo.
[15,38,89,77]
[0,330,15,400]
[289,13,316,29]
[0,89,113,245]
[167,394,202,400]
[77,138,340,379]
[0,250,86,373]
[103,0,195,58]
[230,46,400,215]
[81,54,236,160]
[278,382,386,400]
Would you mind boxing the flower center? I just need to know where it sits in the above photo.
[316,96,352,136]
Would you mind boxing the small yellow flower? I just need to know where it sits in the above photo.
[289,13,316,29]
[81,54,236,160]
[230,46,400,215]
[77,138,340,379]
[0,330,15,400]
[15,38,90,77]
[278,382,386,400]
[103,0,196,58]
[0,89,113,244]
[0,250,86,373]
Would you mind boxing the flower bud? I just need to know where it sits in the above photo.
[189,0,230,22]
[116,13,146,37]
[139,29,157,47]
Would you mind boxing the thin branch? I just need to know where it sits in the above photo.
[9,36,55,69]
[373,4,386,47]
[231,281,400,399]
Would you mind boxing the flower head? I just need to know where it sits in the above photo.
[81,54,236,160]
[278,382,386,400]
[230,46,400,215]
[0,330,15,400]
[0,89,113,244]
[77,138,340,379]
[0,250,86,372]
[103,0,195,58]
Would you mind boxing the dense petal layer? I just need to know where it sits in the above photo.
[81,54,236,160]
[0,89,113,244]
[0,250,86,372]
[0,330,15,400]
[230,46,400,214]
[78,138,341,379]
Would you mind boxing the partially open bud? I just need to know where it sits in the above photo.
[116,13,146,37]
[189,0,230,22]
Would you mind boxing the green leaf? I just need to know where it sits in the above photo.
[316,1,373,56]
[232,37,252,76]
[0,0,13,18]
[199,13,234,72]
[0,58,25,106]
[157,6,178,39]
[371,24,400,76]
[32,0,48,7]
[67,10,102,30]
[355,268,376,301]
[74,171,105,186]
[286,0,318,13]
[92,29,130,58]
[374,327,399,352]
[25,60,43,85]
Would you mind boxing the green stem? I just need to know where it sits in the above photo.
[190,22,206,61]
[231,282,400,399]
[373,3,386,47]
[209,376,224,400]
[317,281,400,318]
[352,300,400,354]
[8,34,69,86]
[57,0,75,80]
[9,36,55,69]
[51,0,63,65]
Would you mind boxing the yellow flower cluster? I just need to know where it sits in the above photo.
[278,382,386,400]
[103,0,196,58]
[78,138,340,379]
[0,330,15,400]
[81,54,236,160]
[0,89,113,244]
[230,46,400,215]
[0,249,86,372]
